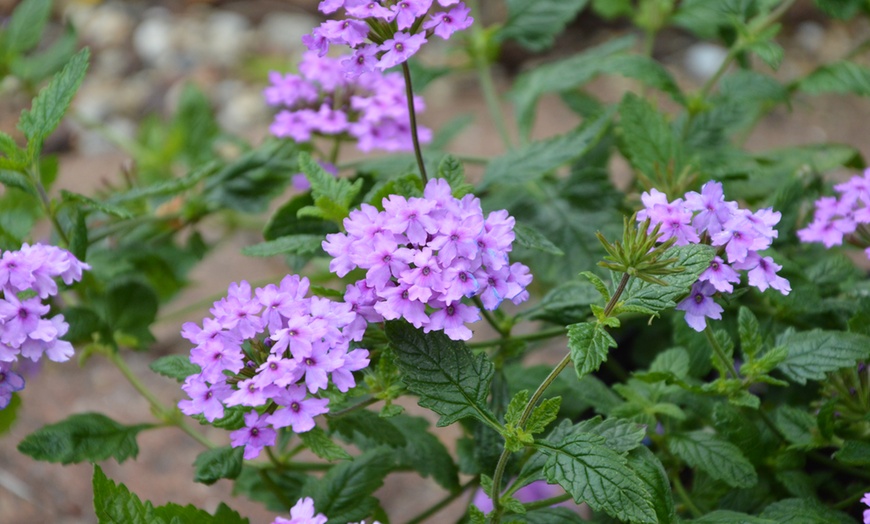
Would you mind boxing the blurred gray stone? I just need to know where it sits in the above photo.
[684,42,729,81]
[133,8,175,66]
[259,13,319,53]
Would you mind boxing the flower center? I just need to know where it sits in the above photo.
[290,402,301,412]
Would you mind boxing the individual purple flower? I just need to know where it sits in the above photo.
[0,364,24,409]
[676,281,723,332]
[862,492,870,524]
[179,376,232,422]
[425,302,480,341]
[422,3,474,39]
[377,31,428,69]
[230,411,277,460]
[272,497,328,524]
[699,256,740,293]
[473,480,577,513]
[733,252,791,295]
[268,384,330,433]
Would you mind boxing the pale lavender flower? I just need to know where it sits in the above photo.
[230,411,277,460]
[272,497,328,524]
[676,281,723,332]
[268,385,330,433]
[862,492,870,524]
[0,364,24,409]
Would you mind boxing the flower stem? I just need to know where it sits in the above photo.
[522,492,572,511]
[672,472,703,518]
[490,274,631,523]
[467,326,567,349]
[406,477,479,524]
[704,325,737,380]
[108,351,216,449]
[401,61,428,185]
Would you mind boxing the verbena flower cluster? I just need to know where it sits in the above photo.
[862,492,870,524]
[304,0,473,75]
[265,51,430,153]
[0,243,89,409]
[323,178,532,341]
[178,275,370,459]
[797,169,870,258]
[271,497,382,524]
[638,181,790,331]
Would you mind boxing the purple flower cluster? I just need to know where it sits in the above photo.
[270,497,382,524]
[798,169,870,259]
[638,181,790,331]
[265,51,431,153]
[304,0,473,75]
[0,243,89,409]
[862,492,870,524]
[178,275,370,460]
[323,179,532,341]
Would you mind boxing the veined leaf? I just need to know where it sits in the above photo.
[149,355,201,383]
[498,0,590,52]
[386,321,498,428]
[19,413,152,464]
[775,329,870,384]
[241,234,324,258]
[568,321,616,380]
[193,446,244,485]
[759,497,855,524]
[668,430,758,488]
[799,61,870,96]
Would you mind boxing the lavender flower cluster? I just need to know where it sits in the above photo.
[271,497,381,524]
[638,181,790,331]
[265,51,431,153]
[178,275,370,459]
[323,179,532,341]
[0,243,89,409]
[798,169,870,258]
[304,0,473,75]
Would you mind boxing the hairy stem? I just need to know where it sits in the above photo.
[401,61,428,184]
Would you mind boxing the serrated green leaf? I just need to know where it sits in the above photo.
[263,192,339,241]
[193,446,244,485]
[581,271,611,302]
[690,510,776,523]
[747,25,784,70]
[618,92,685,180]
[650,347,690,378]
[2,0,52,55]
[668,430,757,488]
[299,426,352,461]
[60,190,134,219]
[241,234,324,258]
[299,151,363,223]
[574,416,646,453]
[773,405,818,448]
[498,0,590,52]
[328,409,407,449]
[759,497,855,524]
[19,413,152,465]
[385,415,460,491]
[513,223,565,256]
[537,433,656,523]
[568,321,616,380]
[505,390,530,427]
[775,329,870,384]
[526,397,561,435]
[619,244,715,315]
[302,447,395,523]
[435,154,473,197]
[738,307,762,360]
[510,35,635,137]
[92,464,158,523]
[149,355,201,383]
[483,111,612,187]
[627,446,676,524]
[386,321,498,428]
[19,48,90,149]
[526,280,598,325]
[799,61,870,96]
[509,507,586,523]
[833,440,870,466]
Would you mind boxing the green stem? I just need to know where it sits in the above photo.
[326,397,379,418]
[474,297,509,337]
[490,274,632,523]
[467,326,567,349]
[401,61,428,184]
[328,137,341,165]
[30,164,70,247]
[833,485,870,509]
[108,351,216,449]
[405,477,480,524]
[704,325,737,380]
[672,472,703,518]
[473,44,512,150]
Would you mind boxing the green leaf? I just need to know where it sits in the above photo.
[498,0,590,52]
[19,48,90,149]
[435,154,473,197]
[263,192,339,240]
[505,390,530,427]
[483,111,612,187]
[574,416,646,453]
[105,279,159,348]
[746,26,784,70]
[775,329,870,384]
[690,511,776,524]
[537,433,656,523]
[193,446,244,485]
[799,61,870,97]
[149,355,201,383]
[759,498,855,524]
[510,35,635,137]
[232,466,307,512]
[60,190,134,219]
[302,447,395,523]
[813,0,865,19]
[526,397,561,435]
[600,54,686,105]
[650,347,690,378]
[773,405,818,449]
[19,413,151,464]
[509,507,587,523]
[567,321,616,380]
[298,151,363,223]
[527,280,599,325]
[618,92,685,180]
[627,446,676,524]
[513,223,565,256]
[382,415,460,491]
[0,394,21,436]
[618,244,715,316]
[2,0,52,55]
[592,0,632,18]
[327,409,407,449]
[299,426,353,461]
[668,430,758,488]
[10,23,78,84]
[241,234,324,258]
[386,321,498,428]
[833,440,870,466]
[738,307,763,360]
